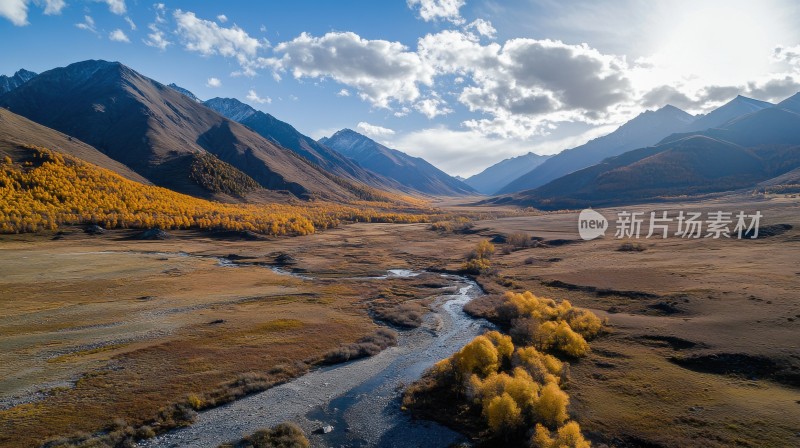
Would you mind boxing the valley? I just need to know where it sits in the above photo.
[1,193,798,447]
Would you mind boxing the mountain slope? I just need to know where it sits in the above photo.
[498,105,696,194]
[167,83,201,102]
[204,98,399,191]
[684,95,772,132]
[0,69,36,95]
[777,92,800,113]
[319,129,476,196]
[0,107,148,183]
[491,101,800,209]
[465,152,550,194]
[0,60,368,201]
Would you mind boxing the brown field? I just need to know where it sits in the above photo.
[1,193,799,447]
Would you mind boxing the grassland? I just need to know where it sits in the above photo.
[1,193,799,447]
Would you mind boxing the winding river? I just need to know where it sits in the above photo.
[140,270,490,448]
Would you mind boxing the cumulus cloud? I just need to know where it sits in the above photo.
[415,96,453,118]
[76,15,96,34]
[357,122,396,138]
[174,10,264,76]
[1,0,29,26]
[337,88,351,97]
[206,77,222,88]
[98,0,126,15]
[144,4,170,50]
[1,0,66,26]
[407,0,465,24]
[246,89,271,104]
[109,28,130,43]
[124,16,136,30]
[217,14,227,23]
[465,19,496,39]
[264,31,433,108]
[773,45,800,66]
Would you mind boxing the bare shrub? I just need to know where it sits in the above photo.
[374,302,426,328]
[618,242,646,252]
[506,232,532,249]
[226,422,309,448]
[322,328,397,364]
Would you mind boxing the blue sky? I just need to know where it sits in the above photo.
[2,0,800,176]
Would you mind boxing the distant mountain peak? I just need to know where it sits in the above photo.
[204,97,257,122]
[168,83,201,102]
[0,68,38,95]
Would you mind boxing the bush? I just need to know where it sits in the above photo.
[534,382,569,427]
[453,335,501,378]
[229,422,309,448]
[484,393,522,434]
[534,321,589,358]
[507,232,532,249]
[322,328,397,364]
[462,257,492,274]
[469,239,496,260]
[531,421,591,448]
[617,242,646,252]
[374,302,425,328]
[513,347,564,386]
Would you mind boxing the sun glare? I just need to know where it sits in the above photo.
[651,1,790,87]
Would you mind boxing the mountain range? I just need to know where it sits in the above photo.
[0,69,36,96]
[319,129,476,196]
[496,96,775,194]
[464,152,550,195]
[489,96,800,209]
[0,60,396,202]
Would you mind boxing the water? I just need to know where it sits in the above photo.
[141,272,491,448]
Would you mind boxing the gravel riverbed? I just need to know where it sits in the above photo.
[140,273,490,448]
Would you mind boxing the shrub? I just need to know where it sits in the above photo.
[513,347,564,385]
[484,393,522,434]
[534,382,569,427]
[231,422,309,448]
[453,335,501,378]
[507,232,532,249]
[462,257,492,274]
[617,242,646,252]
[322,328,397,364]
[531,421,591,448]
[186,393,205,410]
[484,330,515,363]
[373,302,425,328]
[469,239,496,260]
[534,321,590,358]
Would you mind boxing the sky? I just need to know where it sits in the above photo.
[2,0,800,177]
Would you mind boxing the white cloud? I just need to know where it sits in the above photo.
[0,0,28,26]
[124,16,136,30]
[337,88,351,97]
[109,28,130,43]
[144,4,170,50]
[217,14,227,23]
[206,77,222,88]
[1,0,66,26]
[465,19,496,39]
[264,31,433,108]
[357,122,396,138]
[76,15,96,33]
[174,9,264,76]
[407,0,465,24]
[246,89,271,104]
[98,0,126,15]
[415,97,453,118]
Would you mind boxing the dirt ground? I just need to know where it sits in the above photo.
[1,192,799,447]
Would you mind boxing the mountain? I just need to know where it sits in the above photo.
[0,107,148,183]
[0,60,371,201]
[167,83,201,102]
[0,69,36,95]
[684,95,772,132]
[490,101,800,210]
[204,97,398,191]
[465,152,550,195]
[498,105,696,194]
[777,92,800,113]
[319,129,476,196]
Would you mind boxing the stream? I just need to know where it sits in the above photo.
[140,269,490,448]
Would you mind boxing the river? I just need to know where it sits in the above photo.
[141,270,490,448]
